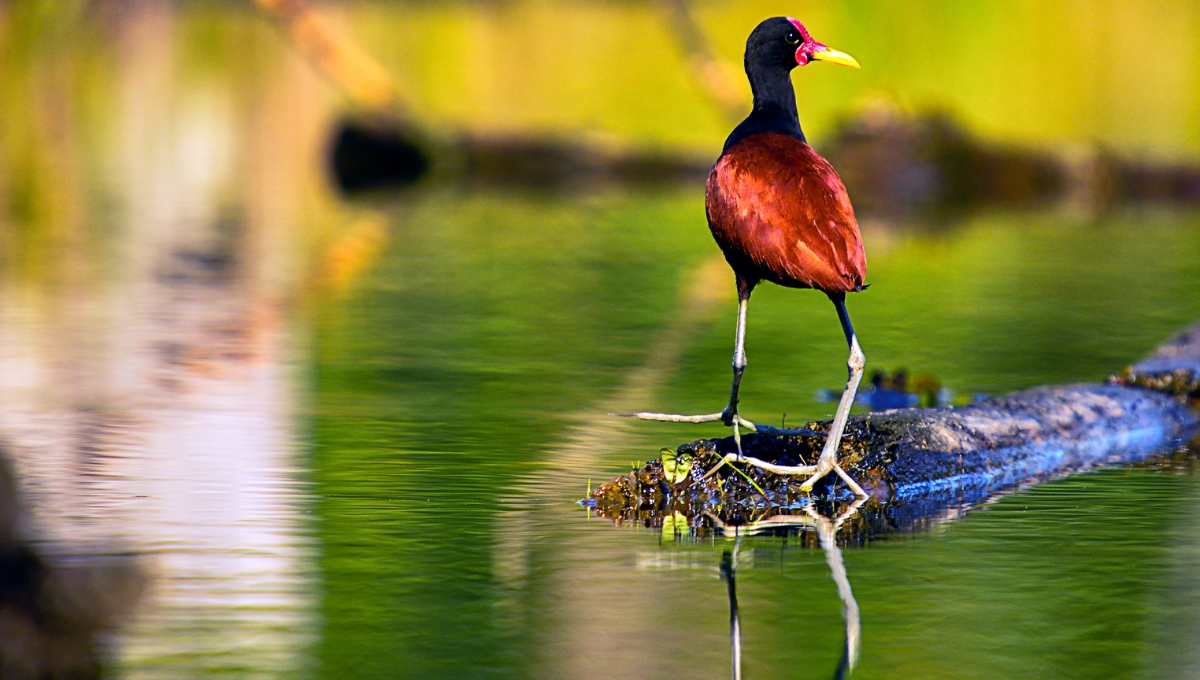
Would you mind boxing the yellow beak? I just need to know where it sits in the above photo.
[810,47,860,69]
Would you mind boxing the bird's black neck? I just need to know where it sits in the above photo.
[722,68,804,153]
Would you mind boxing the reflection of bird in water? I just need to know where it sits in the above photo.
[720,547,743,680]
[628,17,868,496]
[717,499,864,679]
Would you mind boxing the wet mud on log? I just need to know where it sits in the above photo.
[585,322,1200,535]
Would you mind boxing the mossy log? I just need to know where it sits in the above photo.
[585,323,1200,534]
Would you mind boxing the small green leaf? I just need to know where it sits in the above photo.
[660,447,694,484]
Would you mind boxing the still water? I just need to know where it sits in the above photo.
[4,186,1200,678]
[310,193,1200,680]
[3,2,1200,679]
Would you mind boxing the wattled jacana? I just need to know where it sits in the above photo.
[628,17,868,497]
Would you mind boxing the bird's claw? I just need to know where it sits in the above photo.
[800,463,867,498]
[799,461,833,493]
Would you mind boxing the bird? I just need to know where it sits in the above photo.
[626,17,868,497]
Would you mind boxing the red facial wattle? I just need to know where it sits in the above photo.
[786,17,860,69]
[787,17,817,66]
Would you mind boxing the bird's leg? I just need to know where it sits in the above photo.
[801,296,868,497]
[711,298,867,487]
[620,282,760,445]
[623,278,822,476]
[721,291,750,457]
[721,288,750,423]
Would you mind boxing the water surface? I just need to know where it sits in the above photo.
[310,190,1200,680]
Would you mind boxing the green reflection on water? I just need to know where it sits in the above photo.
[313,190,713,677]
[312,189,1200,679]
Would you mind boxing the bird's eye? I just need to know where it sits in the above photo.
[785,31,801,46]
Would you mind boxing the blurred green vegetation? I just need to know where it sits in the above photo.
[352,0,1200,154]
[4,0,1200,278]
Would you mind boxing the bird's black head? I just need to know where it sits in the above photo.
[745,17,806,77]
[745,17,860,78]
[726,17,860,151]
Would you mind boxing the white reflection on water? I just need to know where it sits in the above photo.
[0,4,318,676]
[0,287,315,676]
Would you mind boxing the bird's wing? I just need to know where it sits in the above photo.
[707,134,866,292]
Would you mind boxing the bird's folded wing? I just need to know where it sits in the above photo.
[707,134,866,292]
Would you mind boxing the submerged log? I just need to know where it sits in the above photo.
[585,323,1200,536]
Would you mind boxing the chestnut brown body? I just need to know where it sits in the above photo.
[706,132,866,293]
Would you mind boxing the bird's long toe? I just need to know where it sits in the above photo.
[799,464,866,498]
[799,466,832,493]
[724,454,817,477]
[618,411,726,424]
[833,465,868,497]
[617,411,759,432]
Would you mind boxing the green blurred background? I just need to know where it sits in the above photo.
[2,1,1200,679]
